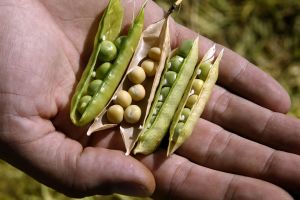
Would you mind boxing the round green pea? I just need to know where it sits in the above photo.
[169,56,184,72]
[192,79,204,95]
[114,36,127,50]
[174,122,185,138]
[147,115,156,128]
[186,94,198,109]
[158,87,170,102]
[198,62,211,80]
[153,102,163,115]
[96,62,111,79]
[124,105,142,124]
[177,40,193,58]
[107,105,124,124]
[180,108,191,122]
[87,79,103,96]
[163,71,177,86]
[98,40,117,62]
[77,95,92,114]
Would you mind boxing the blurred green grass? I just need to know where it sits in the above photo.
[1,0,299,199]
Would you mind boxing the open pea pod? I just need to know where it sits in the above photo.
[133,38,199,155]
[87,16,171,155]
[70,0,144,126]
[167,46,224,156]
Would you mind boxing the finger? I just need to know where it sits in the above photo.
[0,118,155,198]
[171,22,291,113]
[202,85,300,154]
[139,151,292,200]
[177,119,300,193]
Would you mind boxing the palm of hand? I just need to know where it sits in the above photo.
[1,1,300,200]
[0,0,155,197]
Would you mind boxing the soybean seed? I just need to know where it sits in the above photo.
[107,105,124,124]
[177,40,193,58]
[87,79,103,96]
[115,90,132,108]
[158,87,170,102]
[180,108,191,122]
[128,84,146,101]
[186,94,198,109]
[141,60,157,77]
[124,105,142,124]
[96,62,111,79]
[169,56,184,72]
[98,40,117,62]
[163,71,177,86]
[192,79,204,95]
[128,67,146,84]
[148,47,161,61]
[77,95,92,114]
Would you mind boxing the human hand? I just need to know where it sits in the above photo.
[0,0,299,199]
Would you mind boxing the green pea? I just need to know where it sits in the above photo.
[192,79,204,95]
[163,71,177,86]
[107,105,124,124]
[124,105,142,124]
[87,79,103,96]
[153,102,163,115]
[177,40,193,58]
[96,62,112,79]
[147,115,156,128]
[186,94,198,109]
[158,87,170,102]
[98,40,117,62]
[77,95,92,114]
[174,122,185,138]
[169,55,184,72]
[114,36,127,50]
[148,47,161,62]
[179,108,191,122]
[128,84,146,101]
[198,62,211,80]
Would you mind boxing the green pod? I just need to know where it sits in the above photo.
[70,0,144,126]
[133,38,199,155]
[167,48,224,156]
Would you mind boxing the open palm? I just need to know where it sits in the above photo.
[1,0,300,199]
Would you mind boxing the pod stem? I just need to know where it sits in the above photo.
[167,0,184,16]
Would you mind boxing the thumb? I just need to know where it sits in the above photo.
[1,130,155,198]
[69,146,156,197]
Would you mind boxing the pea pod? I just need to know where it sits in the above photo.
[133,38,199,155]
[167,46,224,155]
[70,0,144,126]
[87,16,171,155]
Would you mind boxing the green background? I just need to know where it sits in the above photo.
[1,0,299,199]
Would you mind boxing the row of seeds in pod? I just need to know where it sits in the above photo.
[174,62,211,135]
[106,46,162,124]
[146,51,189,128]
[77,37,125,115]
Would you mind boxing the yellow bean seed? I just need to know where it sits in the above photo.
[128,67,146,84]
[107,105,124,124]
[115,90,132,108]
[192,79,204,95]
[128,84,146,101]
[148,47,161,61]
[186,94,198,109]
[141,60,157,77]
[124,105,142,124]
